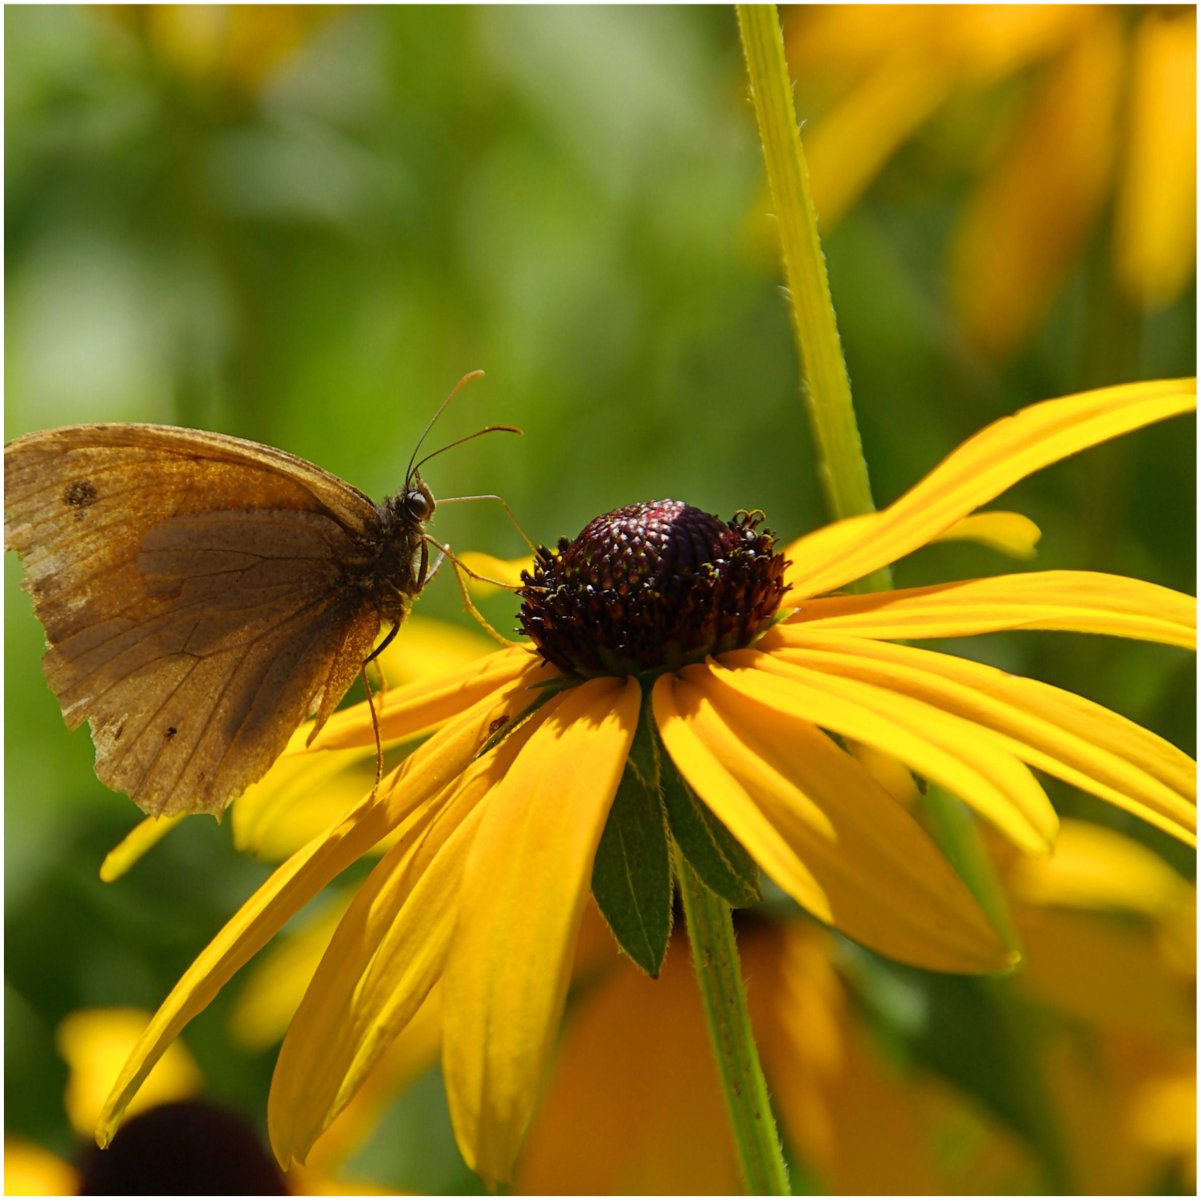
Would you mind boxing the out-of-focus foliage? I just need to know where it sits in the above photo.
[4,5,1194,1193]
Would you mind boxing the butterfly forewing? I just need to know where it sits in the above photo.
[5,423,426,817]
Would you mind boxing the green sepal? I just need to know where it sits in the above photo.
[661,755,762,908]
[591,691,673,977]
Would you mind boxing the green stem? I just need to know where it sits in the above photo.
[736,3,891,593]
[674,841,791,1195]
[738,11,1031,1149]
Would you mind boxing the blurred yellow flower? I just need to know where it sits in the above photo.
[786,5,1196,357]
[1002,818,1194,1039]
[518,911,1038,1194]
[96,378,1194,1186]
[3,1139,80,1197]
[997,819,1196,1194]
[99,4,341,97]
[58,1008,202,1137]
[44,1005,400,1195]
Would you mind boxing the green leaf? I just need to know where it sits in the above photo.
[591,757,673,978]
[661,757,761,908]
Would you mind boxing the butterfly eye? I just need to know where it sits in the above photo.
[403,487,434,522]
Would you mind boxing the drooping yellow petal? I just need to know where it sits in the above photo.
[96,663,535,1149]
[933,511,1042,559]
[786,571,1195,647]
[302,988,443,1177]
[96,806,393,1149]
[783,380,1196,599]
[719,650,1057,852]
[59,1009,202,1137]
[443,676,641,1187]
[769,630,1196,846]
[233,742,376,861]
[652,667,1012,973]
[269,750,503,1167]
[100,814,185,882]
[228,901,350,1050]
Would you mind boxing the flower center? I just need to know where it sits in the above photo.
[517,499,790,676]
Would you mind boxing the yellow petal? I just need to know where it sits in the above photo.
[1113,9,1197,309]
[933,511,1042,559]
[783,380,1196,599]
[228,901,350,1050]
[458,550,534,593]
[269,759,497,1167]
[443,676,641,1187]
[374,613,501,685]
[770,630,1196,845]
[786,570,1196,648]
[95,664,534,1149]
[233,744,376,861]
[949,12,1122,357]
[231,649,537,859]
[652,668,1012,973]
[309,644,540,750]
[304,988,443,1175]
[1007,818,1193,918]
[786,5,1083,79]
[100,815,185,882]
[720,650,1057,852]
[59,1008,202,1137]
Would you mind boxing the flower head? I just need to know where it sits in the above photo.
[518,500,789,675]
[98,379,1196,1185]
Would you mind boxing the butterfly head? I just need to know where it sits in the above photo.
[397,474,436,527]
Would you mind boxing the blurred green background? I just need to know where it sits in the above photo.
[5,5,1194,1192]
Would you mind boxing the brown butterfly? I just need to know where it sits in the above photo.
[5,401,506,818]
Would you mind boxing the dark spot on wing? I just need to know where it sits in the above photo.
[64,479,99,519]
[165,726,177,740]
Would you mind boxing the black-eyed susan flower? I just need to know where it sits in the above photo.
[97,378,1195,1185]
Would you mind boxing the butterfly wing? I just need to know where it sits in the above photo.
[5,424,400,816]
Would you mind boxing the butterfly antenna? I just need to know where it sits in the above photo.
[405,369,486,483]
[411,425,522,479]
